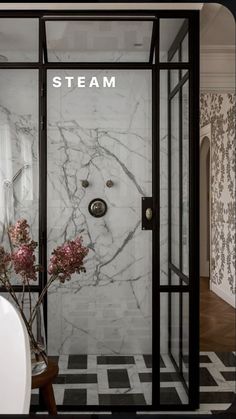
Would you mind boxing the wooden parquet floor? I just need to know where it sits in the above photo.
[200,277,236,351]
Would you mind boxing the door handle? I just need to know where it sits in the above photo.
[146,208,153,221]
[142,197,153,230]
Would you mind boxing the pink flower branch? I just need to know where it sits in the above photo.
[0,218,89,360]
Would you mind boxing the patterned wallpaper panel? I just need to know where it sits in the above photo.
[200,94,236,296]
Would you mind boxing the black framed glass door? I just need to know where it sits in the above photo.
[168,23,191,391]
[46,67,154,408]
[159,16,199,408]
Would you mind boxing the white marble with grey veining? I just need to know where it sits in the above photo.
[0,70,39,273]
[47,70,154,355]
[0,68,169,355]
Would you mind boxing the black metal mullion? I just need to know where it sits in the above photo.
[0,286,41,292]
[0,63,190,70]
[149,20,158,64]
[45,62,190,69]
[38,16,43,299]
[42,20,48,63]
[42,16,156,21]
[179,41,183,377]
[39,18,48,339]
[188,12,200,409]
[45,62,153,69]
[167,67,172,357]
[152,16,160,407]
[0,63,40,68]
[160,285,189,293]
[152,67,160,409]
[0,10,197,18]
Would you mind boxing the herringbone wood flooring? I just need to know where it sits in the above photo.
[200,277,236,351]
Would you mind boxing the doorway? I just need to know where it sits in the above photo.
[200,135,210,281]
[199,128,236,352]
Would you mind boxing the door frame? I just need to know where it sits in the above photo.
[200,123,212,282]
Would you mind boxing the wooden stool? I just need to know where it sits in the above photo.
[32,360,59,415]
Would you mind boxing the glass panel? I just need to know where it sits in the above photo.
[181,33,189,62]
[0,19,38,62]
[0,70,39,285]
[181,34,188,77]
[182,292,189,387]
[170,70,179,91]
[159,19,187,62]
[47,69,152,406]
[181,69,188,79]
[160,293,168,359]
[46,20,153,62]
[160,292,189,405]
[182,80,189,276]
[171,92,180,268]
[171,271,180,286]
[171,292,180,368]
[160,71,168,285]
[170,50,179,62]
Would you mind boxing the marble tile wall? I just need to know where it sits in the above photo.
[0,70,39,281]
[160,71,168,287]
[0,68,169,356]
[47,70,156,355]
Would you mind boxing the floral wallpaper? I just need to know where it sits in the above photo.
[200,93,236,297]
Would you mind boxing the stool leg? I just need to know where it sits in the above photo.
[41,382,57,416]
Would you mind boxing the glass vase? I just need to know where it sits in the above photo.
[23,297,48,376]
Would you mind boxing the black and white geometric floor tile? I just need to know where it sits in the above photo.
[31,352,236,414]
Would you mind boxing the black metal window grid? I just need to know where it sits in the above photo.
[0,9,199,412]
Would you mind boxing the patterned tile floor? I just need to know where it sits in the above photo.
[31,352,236,414]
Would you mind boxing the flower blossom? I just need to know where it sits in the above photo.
[9,219,33,246]
[0,246,11,275]
[11,244,39,282]
[48,237,89,282]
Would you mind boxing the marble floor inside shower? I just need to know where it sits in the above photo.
[31,351,236,414]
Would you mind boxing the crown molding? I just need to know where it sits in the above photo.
[200,74,235,92]
[201,44,235,55]
[200,44,235,91]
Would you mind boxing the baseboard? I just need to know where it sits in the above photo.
[210,283,236,308]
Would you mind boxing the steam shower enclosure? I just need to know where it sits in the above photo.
[0,9,199,412]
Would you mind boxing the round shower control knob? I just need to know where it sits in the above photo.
[88,198,107,218]
[106,180,114,188]
[81,179,89,188]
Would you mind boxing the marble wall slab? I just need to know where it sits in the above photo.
[0,68,170,356]
[160,71,168,287]
[47,70,155,355]
[0,70,39,282]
